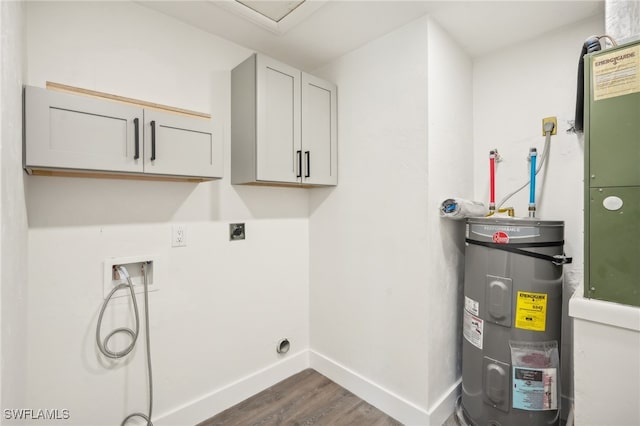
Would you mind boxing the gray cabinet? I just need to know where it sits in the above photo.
[256,54,301,183]
[142,109,222,178]
[302,73,337,186]
[24,86,222,180]
[25,86,143,174]
[231,54,337,186]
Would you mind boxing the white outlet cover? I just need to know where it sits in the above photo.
[172,224,187,247]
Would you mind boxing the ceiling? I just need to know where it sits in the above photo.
[139,0,604,71]
[236,0,306,22]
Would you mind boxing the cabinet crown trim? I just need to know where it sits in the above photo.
[46,81,211,120]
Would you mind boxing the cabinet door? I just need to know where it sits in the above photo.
[301,73,337,186]
[256,55,301,183]
[589,187,640,306]
[589,90,640,188]
[143,109,222,178]
[24,86,143,173]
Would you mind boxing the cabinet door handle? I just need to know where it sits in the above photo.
[133,118,140,160]
[305,151,310,178]
[150,120,156,161]
[296,150,302,178]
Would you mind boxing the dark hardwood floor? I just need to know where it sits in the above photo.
[198,368,402,426]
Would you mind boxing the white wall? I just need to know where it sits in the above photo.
[24,2,309,424]
[309,16,473,425]
[473,14,604,277]
[570,290,640,425]
[425,19,473,412]
[13,2,614,425]
[1,0,28,416]
[309,16,430,421]
[473,13,605,414]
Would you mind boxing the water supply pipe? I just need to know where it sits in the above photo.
[497,122,554,211]
[528,148,537,218]
[97,264,154,426]
[489,150,496,214]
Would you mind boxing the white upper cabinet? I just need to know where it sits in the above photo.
[143,109,222,179]
[256,55,301,183]
[25,86,143,174]
[24,85,221,180]
[301,73,337,186]
[231,53,337,187]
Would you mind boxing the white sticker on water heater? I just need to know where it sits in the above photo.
[463,309,483,350]
[465,296,480,316]
[512,367,558,411]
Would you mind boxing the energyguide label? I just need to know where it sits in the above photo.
[593,44,640,101]
[515,291,547,332]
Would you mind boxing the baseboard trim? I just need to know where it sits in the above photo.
[154,349,460,426]
[309,350,432,425]
[427,378,461,426]
[154,350,309,425]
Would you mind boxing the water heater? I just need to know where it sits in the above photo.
[460,217,567,425]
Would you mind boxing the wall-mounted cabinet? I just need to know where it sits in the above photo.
[24,85,222,181]
[231,54,337,187]
[142,109,220,178]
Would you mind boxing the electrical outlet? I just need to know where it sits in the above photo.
[172,224,187,247]
[542,116,558,136]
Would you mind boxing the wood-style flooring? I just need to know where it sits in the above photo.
[197,369,403,426]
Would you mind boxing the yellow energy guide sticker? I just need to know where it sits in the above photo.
[515,291,547,331]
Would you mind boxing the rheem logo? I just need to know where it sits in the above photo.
[492,231,509,244]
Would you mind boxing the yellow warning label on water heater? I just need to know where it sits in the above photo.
[515,291,547,332]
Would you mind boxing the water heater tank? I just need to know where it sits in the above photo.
[461,217,567,426]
